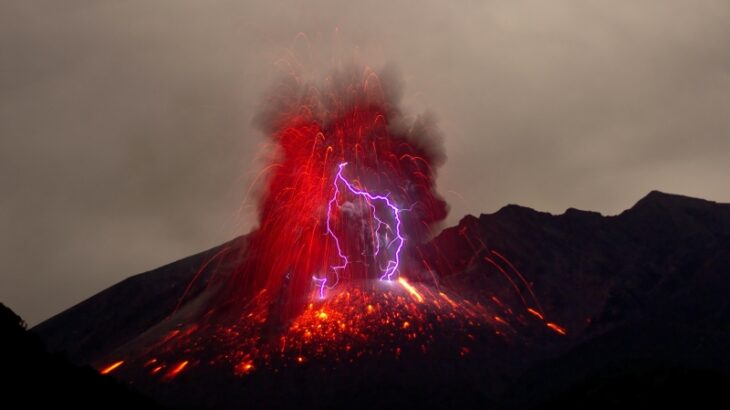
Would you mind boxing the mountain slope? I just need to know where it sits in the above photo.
[33,236,248,364]
[31,191,730,408]
[1,303,159,408]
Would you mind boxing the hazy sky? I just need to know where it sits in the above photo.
[2,1,729,325]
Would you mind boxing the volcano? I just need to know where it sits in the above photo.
[30,191,730,408]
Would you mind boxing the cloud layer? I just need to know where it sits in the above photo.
[2,0,729,324]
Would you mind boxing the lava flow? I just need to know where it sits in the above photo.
[96,63,566,382]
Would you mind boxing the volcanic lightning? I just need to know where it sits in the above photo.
[315,162,409,299]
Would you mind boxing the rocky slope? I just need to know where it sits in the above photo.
[31,191,730,408]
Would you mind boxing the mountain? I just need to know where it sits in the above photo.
[31,191,730,408]
[0,303,158,408]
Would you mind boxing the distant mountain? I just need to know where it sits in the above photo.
[31,192,730,408]
[427,190,730,338]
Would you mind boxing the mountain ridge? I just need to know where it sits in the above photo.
[30,191,730,408]
[34,190,730,361]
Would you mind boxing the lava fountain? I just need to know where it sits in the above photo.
[224,64,448,322]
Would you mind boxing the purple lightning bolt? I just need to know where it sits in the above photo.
[313,162,407,298]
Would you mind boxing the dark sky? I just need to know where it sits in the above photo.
[2,1,729,325]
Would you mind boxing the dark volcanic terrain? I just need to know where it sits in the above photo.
[26,191,730,408]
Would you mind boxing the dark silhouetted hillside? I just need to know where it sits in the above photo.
[1,303,158,408]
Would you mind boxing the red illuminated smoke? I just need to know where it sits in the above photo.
[225,65,448,320]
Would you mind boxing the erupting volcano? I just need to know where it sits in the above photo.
[35,65,579,408]
[80,65,564,384]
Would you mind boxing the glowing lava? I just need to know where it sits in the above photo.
[102,274,566,383]
[397,277,423,303]
[99,360,124,375]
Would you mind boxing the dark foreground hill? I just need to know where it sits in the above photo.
[0,303,158,408]
[27,191,730,408]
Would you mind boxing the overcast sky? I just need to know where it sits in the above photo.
[2,1,729,325]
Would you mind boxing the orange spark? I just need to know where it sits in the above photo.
[235,360,255,375]
[164,360,189,380]
[527,308,544,320]
[546,322,567,335]
[397,277,423,303]
[100,360,124,375]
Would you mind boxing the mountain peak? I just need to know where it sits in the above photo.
[492,203,553,219]
[631,190,718,212]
